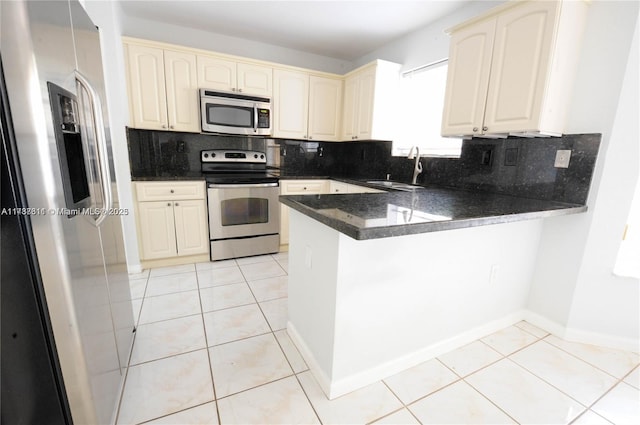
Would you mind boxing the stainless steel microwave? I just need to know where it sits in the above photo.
[200,89,271,136]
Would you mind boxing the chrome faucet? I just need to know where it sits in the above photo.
[407,146,423,185]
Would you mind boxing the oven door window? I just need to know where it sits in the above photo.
[221,197,269,226]
[206,103,254,128]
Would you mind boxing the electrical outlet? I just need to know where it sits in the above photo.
[554,150,571,168]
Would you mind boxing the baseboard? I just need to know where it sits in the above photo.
[127,263,143,274]
[289,311,526,399]
[289,310,639,400]
[286,321,332,396]
[524,310,640,352]
[140,253,210,270]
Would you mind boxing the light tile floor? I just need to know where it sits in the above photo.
[119,253,640,425]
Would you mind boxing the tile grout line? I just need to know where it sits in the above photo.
[114,271,152,425]
[540,335,639,380]
[291,372,324,424]
[194,262,222,425]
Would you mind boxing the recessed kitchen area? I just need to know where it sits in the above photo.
[2,0,639,424]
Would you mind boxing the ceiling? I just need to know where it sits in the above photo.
[116,0,471,61]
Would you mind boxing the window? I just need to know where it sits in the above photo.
[393,60,462,157]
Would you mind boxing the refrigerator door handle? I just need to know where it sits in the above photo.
[75,70,112,227]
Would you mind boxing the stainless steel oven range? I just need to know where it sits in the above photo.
[202,149,280,261]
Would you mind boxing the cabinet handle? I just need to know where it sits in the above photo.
[175,202,179,207]
[167,203,171,207]
[238,88,242,93]
[303,187,307,190]
[483,126,488,131]
[169,125,174,129]
[162,125,167,129]
[473,127,478,132]
[231,88,236,92]
[308,136,313,140]
[170,189,174,193]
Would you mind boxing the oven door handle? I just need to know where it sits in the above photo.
[208,182,279,189]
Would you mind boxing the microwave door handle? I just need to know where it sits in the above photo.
[75,70,112,227]
[254,105,258,133]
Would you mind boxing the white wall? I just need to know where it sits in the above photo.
[353,1,502,72]
[529,1,639,349]
[119,14,353,74]
[81,0,141,272]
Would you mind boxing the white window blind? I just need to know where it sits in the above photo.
[393,60,462,157]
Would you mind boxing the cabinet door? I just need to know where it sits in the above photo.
[309,76,342,141]
[164,50,200,133]
[173,200,209,256]
[441,18,496,137]
[355,67,376,140]
[328,181,349,193]
[280,204,290,245]
[126,44,168,130]
[197,55,236,91]
[237,63,273,96]
[138,201,176,260]
[273,69,309,139]
[341,75,358,140]
[483,1,558,133]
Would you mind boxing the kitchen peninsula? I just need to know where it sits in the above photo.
[280,186,589,399]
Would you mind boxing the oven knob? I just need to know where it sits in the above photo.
[204,153,209,158]
[254,154,258,158]
[260,154,264,159]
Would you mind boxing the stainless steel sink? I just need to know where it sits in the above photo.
[365,180,426,192]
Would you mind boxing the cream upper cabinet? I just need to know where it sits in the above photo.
[341,60,400,141]
[440,19,496,137]
[125,43,199,132]
[125,44,168,130]
[164,50,200,133]
[273,69,309,139]
[442,0,588,138]
[308,76,343,141]
[273,70,343,141]
[197,56,236,91]
[237,63,273,96]
[198,55,272,96]
[342,76,358,141]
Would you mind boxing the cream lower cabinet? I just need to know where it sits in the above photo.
[328,180,383,194]
[135,182,208,260]
[280,180,328,246]
[280,179,382,246]
[441,0,588,137]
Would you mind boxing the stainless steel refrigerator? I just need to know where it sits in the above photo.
[1,1,135,423]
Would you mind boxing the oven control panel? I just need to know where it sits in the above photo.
[201,149,266,164]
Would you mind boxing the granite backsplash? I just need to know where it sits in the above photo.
[127,129,600,205]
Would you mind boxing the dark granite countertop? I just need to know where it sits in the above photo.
[279,187,587,240]
[131,172,206,181]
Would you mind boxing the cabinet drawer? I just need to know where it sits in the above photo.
[136,181,205,201]
[281,180,327,195]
